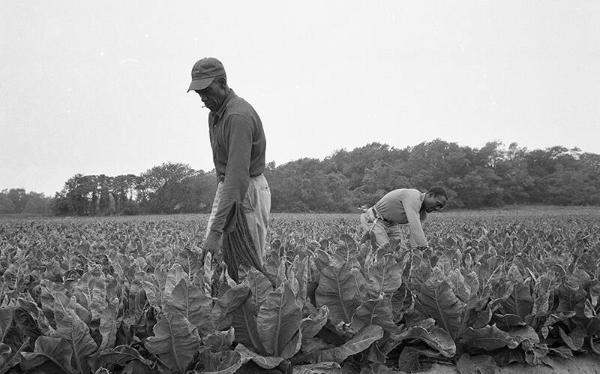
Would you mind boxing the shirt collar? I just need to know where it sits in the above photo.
[419,192,426,214]
[210,89,236,123]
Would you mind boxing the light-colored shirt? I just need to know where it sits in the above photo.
[373,188,428,247]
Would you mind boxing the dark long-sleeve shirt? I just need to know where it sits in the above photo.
[373,188,428,247]
[208,89,266,233]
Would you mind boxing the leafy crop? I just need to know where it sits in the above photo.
[0,212,599,373]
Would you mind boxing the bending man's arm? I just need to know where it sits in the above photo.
[402,196,428,248]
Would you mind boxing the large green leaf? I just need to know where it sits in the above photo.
[212,283,251,324]
[231,297,266,354]
[531,274,552,316]
[20,336,74,374]
[17,296,55,336]
[397,346,439,373]
[71,271,108,321]
[587,317,600,336]
[359,363,400,374]
[492,313,526,330]
[141,264,189,308]
[164,278,213,334]
[203,327,235,351]
[463,271,480,300]
[0,308,14,342]
[7,306,43,358]
[98,345,154,368]
[144,312,200,373]
[245,267,273,308]
[493,347,526,366]
[351,298,400,334]
[98,296,120,352]
[556,283,587,317]
[292,362,341,373]
[0,342,12,365]
[140,275,162,307]
[538,311,576,340]
[197,349,242,374]
[288,255,310,305]
[0,341,20,374]
[202,251,216,296]
[415,281,465,340]
[235,343,284,369]
[523,341,552,366]
[499,282,533,319]
[314,325,383,363]
[591,336,600,355]
[447,269,472,303]
[122,276,148,330]
[365,256,403,297]
[508,326,540,346]
[391,283,414,323]
[215,282,265,354]
[257,281,303,358]
[52,298,98,374]
[263,253,285,288]
[163,263,189,301]
[301,337,333,355]
[300,305,329,341]
[558,326,585,351]
[315,264,365,324]
[461,325,519,351]
[463,298,492,329]
[332,235,360,269]
[41,280,90,326]
[396,324,456,358]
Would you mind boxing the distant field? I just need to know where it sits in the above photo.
[2,205,599,223]
[440,205,600,217]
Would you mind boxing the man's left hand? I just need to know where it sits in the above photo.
[202,230,222,261]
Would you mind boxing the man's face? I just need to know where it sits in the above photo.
[195,79,226,111]
[423,193,447,213]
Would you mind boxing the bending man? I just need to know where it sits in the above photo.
[360,187,448,250]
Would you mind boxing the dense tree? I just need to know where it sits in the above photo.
[5,188,28,213]
[0,189,51,214]
[0,194,16,214]
[5,140,599,216]
[22,192,50,214]
[112,174,140,214]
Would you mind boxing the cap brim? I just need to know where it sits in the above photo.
[187,77,215,92]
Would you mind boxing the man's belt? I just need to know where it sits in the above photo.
[371,207,392,224]
[217,173,264,183]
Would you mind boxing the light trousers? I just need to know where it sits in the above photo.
[206,174,271,264]
[359,207,404,249]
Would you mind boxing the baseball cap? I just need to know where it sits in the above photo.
[187,57,226,92]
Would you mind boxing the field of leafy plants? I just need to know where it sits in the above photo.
[0,209,599,374]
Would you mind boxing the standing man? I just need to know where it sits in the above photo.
[360,187,448,250]
[188,57,271,276]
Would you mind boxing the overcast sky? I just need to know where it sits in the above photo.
[1,1,599,196]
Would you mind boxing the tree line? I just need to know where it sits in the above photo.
[2,139,599,216]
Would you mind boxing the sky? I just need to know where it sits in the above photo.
[1,1,599,196]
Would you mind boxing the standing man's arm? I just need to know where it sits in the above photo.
[203,114,253,248]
